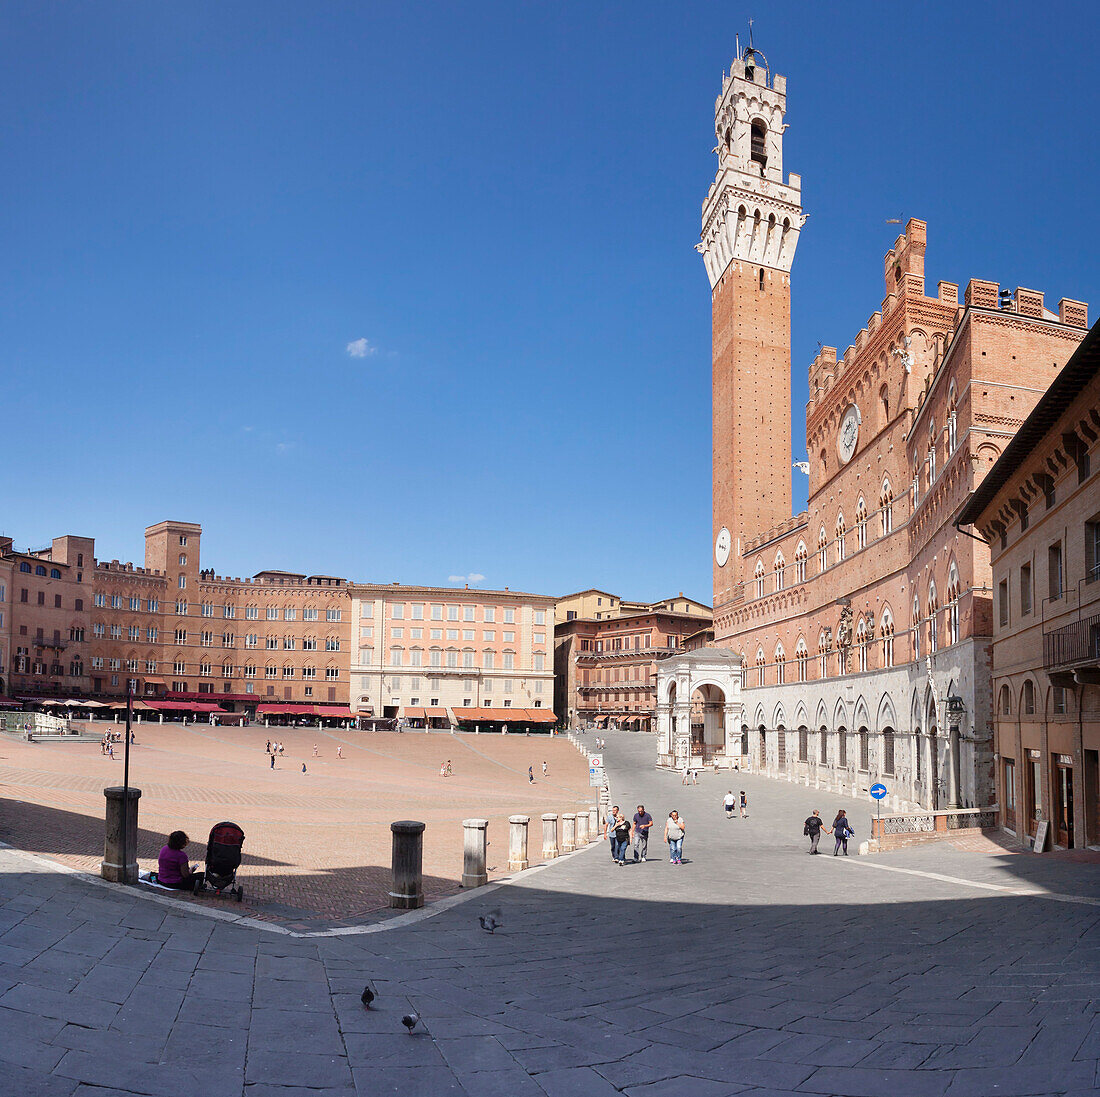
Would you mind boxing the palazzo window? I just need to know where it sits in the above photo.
[795,639,808,682]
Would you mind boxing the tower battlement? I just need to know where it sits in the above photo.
[698,44,805,291]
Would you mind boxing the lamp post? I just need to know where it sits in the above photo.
[121,679,134,870]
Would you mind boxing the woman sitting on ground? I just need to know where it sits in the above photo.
[157,831,203,890]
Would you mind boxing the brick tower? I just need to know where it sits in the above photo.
[698,44,803,613]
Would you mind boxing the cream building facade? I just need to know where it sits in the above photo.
[349,584,555,725]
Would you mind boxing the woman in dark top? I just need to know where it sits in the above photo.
[831,810,853,856]
[610,810,632,866]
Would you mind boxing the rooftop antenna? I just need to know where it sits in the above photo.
[748,17,754,50]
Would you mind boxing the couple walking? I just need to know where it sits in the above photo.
[803,809,856,855]
[606,805,687,865]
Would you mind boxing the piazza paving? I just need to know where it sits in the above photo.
[0,723,593,926]
[0,729,1098,1096]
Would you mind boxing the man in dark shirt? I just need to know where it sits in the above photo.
[632,804,653,863]
[803,809,827,854]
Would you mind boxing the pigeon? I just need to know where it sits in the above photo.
[478,909,503,934]
[401,1012,420,1034]
[360,985,375,1008]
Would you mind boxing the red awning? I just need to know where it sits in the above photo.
[455,707,540,722]
[425,707,449,718]
[256,704,353,718]
[403,707,426,719]
[521,708,557,723]
[150,700,225,713]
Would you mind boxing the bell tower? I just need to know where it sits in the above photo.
[699,42,804,622]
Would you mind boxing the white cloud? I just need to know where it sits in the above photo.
[448,573,486,586]
[346,337,377,359]
[275,442,293,454]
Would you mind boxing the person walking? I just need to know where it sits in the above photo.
[266,740,271,754]
[269,752,275,769]
[831,809,854,855]
[631,804,652,862]
[313,744,319,757]
[604,805,621,862]
[723,790,737,819]
[691,769,698,786]
[663,811,686,864]
[541,761,548,777]
[528,766,534,783]
[609,809,632,866]
[681,764,690,786]
[803,809,826,854]
[739,790,748,818]
[336,745,343,759]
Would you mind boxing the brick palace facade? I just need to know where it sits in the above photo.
[657,44,1090,813]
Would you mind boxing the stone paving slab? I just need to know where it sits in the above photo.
[0,729,1098,1096]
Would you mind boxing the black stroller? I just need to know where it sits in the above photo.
[193,821,245,902]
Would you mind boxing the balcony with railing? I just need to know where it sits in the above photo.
[1043,610,1100,670]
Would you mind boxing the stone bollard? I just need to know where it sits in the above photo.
[508,815,530,871]
[561,812,576,853]
[575,810,589,846]
[389,820,425,909]
[541,813,558,860]
[461,818,489,889]
[101,786,142,884]
[589,807,599,838]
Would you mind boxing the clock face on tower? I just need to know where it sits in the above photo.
[715,527,731,567]
[837,405,861,465]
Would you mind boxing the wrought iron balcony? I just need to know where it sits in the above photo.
[1043,611,1100,669]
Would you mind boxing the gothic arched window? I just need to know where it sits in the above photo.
[794,541,807,584]
[881,479,894,535]
[856,497,868,550]
[946,561,961,646]
[795,637,809,683]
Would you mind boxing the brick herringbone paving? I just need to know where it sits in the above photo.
[0,723,592,924]
[1,729,1098,1097]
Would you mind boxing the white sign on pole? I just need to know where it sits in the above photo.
[588,754,603,768]
[589,766,605,787]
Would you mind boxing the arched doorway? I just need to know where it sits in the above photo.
[776,724,787,770]
[758,725,767,769]
[689,683,726,762]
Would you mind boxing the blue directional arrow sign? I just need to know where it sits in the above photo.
[869,783,888,800]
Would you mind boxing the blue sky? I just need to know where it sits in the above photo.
[3,2,1098,605]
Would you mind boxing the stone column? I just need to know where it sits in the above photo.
[575,810,589,845]
[541,813,558,859]
[461,818,488,889]
[508,815,529,871]
[389,820,425,909]
[588,807,599,839]
[561,812,576,853]
[101,786,141,884]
